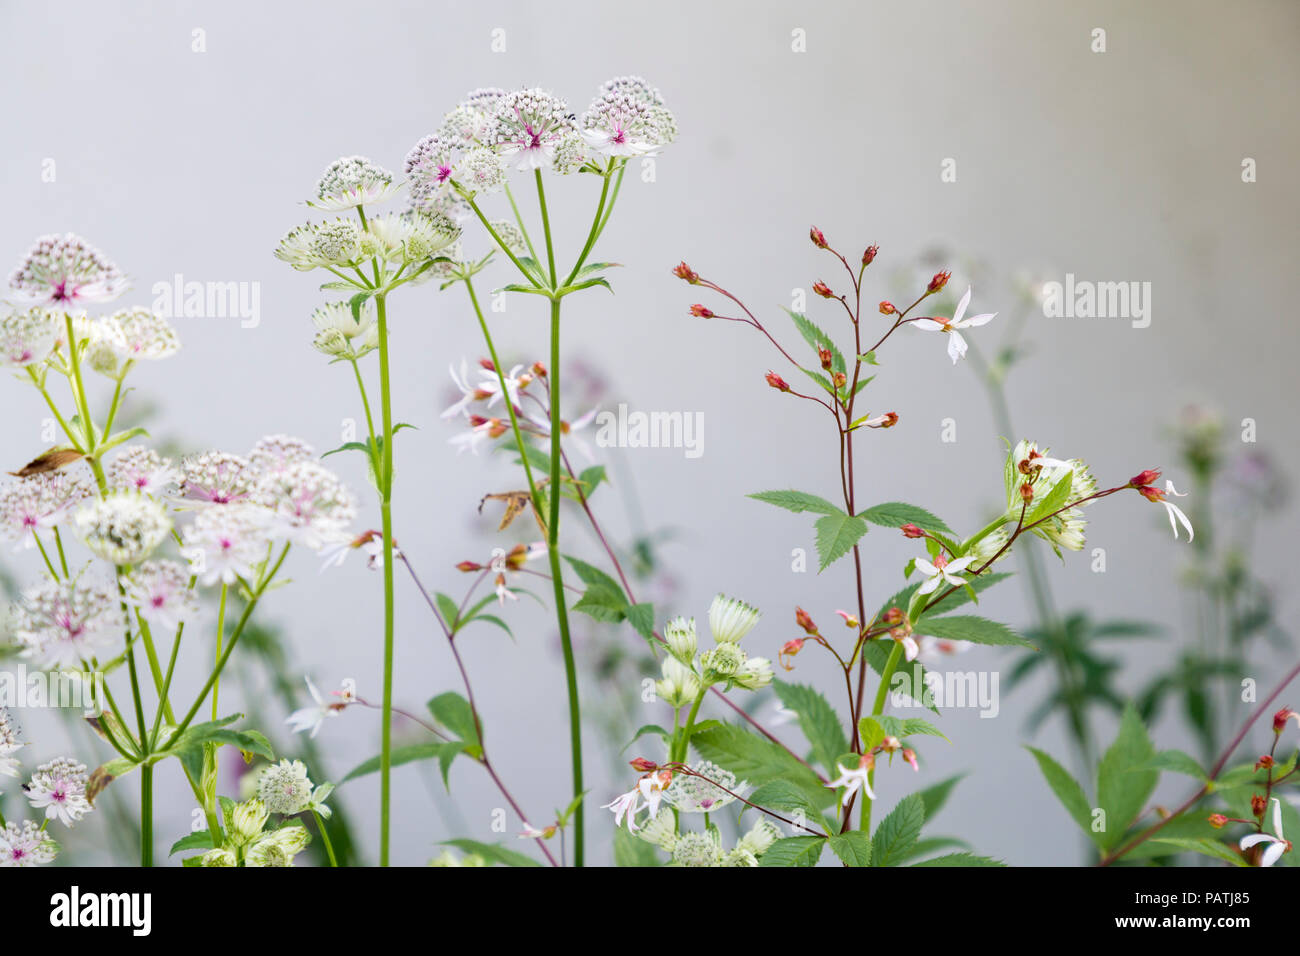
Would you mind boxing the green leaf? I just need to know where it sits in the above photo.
[1027,746,1098,845]
[858,717,884,752]
[566,554,630,623]
[745,780,832,834]
[871,793,926,867]
[577,465,607,496]
[747,489,843,516]
[613,827,662,867]
[1143,749,1208,780]
[1149,838,1248,866]
[169,830,219,856]
[784,309,846,375]
[690,723,832,809]
[759,836,826,867]
[815,513,868,572]
[626,603,656,642]
[873,572,1013,626]
[913,852,1005,867]
[441,838,543,867]
[773,680,849,775]
[864,645,940,714]
[827,831,872,866]
[916,615,1035,649]
[858,502,953,534]
[874,714,949,742]
[341,742,468,784]
[916,774,965,821]
[428,692,482,754]
[1096,706,1158,850]
[624,723,672,750]
[1024,467,1077,526]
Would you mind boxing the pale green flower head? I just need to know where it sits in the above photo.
[1003,439,1098,554]
[665,761,743,813]
[199,848,237,867]
[311,301,379,360]
[74,493,171,565]
[736,818,781,857]
[701,642,745,679]
[671,829,723,867]
[637,808,678,852]
[655,656,700,708]
[256,759,314,815]
[731,656,774,691]
[228,798,269,846]
[663,615,697,662]
[708,594,761,644]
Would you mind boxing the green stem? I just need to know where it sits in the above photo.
[140,764,153,867]
[212,583,227,720]
[673,689,707,765]
[313,810,338,867]
[860,641,905,831]
[375,292,397,867]
[503,180,541,264]
[62,313,97,450]
[562,170,612,287]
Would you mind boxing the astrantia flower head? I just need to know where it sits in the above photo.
[248,434,316,475]
[732,655,775,691]
[1006,440,1099,553]
[404,133,456,202]
[8,234,128,307]
[0,308,58,367]
[25,757,92,827]
[551,130,589,175]
[366,209,460,265]
[309,156,400,210]
[663,616,697,661]
[310,218,368,266]
[253,460,355,551]
[672,830,724,867]
[227,798,269,846]
[736,818,781,857]
[596,75,666,107]
[181,503,273,586]
[438,88,507,147]
[665,761,743,813]
[700,641,745,678]
[274,223,328,272]
[655,656,701,708]
[311,300,380,359]
[581,89,676,156]
[103,306,180,360]
[487,88,577,171]
[246,824,311,867]
[487,219,527,256]
[0,707,23,779]
[74,493,171,565]
[109,446,180,496]
[180,451,255,506]
[0,468,95,548]
[123,560,198,632]
[708,593,761,644]
[457,146,507,194]
[256,758,315,815]
[0,820,58,866]
[13,576,124,669]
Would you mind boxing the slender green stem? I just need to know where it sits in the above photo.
[374,292,397,867]
[52,528,70,576]
[562,171,612,287]
[101,364,131,437]
[313,810,339,867]
[860,640,905,831]
[31,532,59,579]
[535,171,557,285]
[349,359,379,462]
[503,181,541,264]
[62,314,97,450]
[212,583,227,720]
[673,689,708,765]
[29,368,83,453]
[140,764,153,867]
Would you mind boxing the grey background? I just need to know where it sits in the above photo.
[1,0,1297,865]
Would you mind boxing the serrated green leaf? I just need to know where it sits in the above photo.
[441,838,543,867]
[1096,706,1158,851]
[916,615,1034,649]
[1143,749,1208,780]
[747,489,843,516]
[774,680,849,775]
[1149,838,1248,866]
[691,723,832,808]
[858,502,953,534]
[784,308,846,375]
[759,836,826,867]
[828,831,872,866]
[871,793,925,867]
[912,852,1005,867]
[1027,746,1099,845]
[815,512,868,571]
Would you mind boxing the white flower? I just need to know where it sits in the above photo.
[256,759,315,815]
[366,210,460,265]
[486,88,577,171]
[13,577,124,669]
[248,435,316,475]
[911,285,996,364]
[603,770,673,831]
[732,656,774,690]
[404,133,456,203]
[655,656,701,708]
[637,809,678,851]
[736,818,781,857]
[1141,479,1195,542]
[441,359,525,419]
[74,493,172,565]
[308,156,400,210]
[0,820,58,866]
[663,616,697,661]
[521,406,599,461]
[253,460,356,552]
[311,300,380,359]
[0,469,95,548]
[1240,798,1291,867]
[320,529,398,572]
[665,761,744,813]
[916,635,973,664]
[457,147,507,194]
[672,830,724,867]
[103,307,180,360]
[286,677,356,738]
[437,88,507,147]
[0,308,58,367]
[0,707,24,780]
[708,594,761,644]
[826,754,875,802]
[179,451,256,506]
[123,560,198,632]
[448,416,506,455]
[580,87,676,157]
[8,234,128,307]
[914,554,974,595]
[110,447,181,496]
[25,757,92,827]
[181,503,273,586]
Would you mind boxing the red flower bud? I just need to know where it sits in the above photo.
[779,638,805,670]
[902,748,919,772]
[531,361,547,378]
[690,304,714,318]
[818,347,833,371]
[927,270,951,294]
[879,300,896,315]
[1255,754,1275,771]
[795,607,818,635]
[880,411,899,428]
[456,560,483,572]
[1129,469,1161,487]
[862,244,879,266]
[883,606,904,626]
[809,226,827,249]
[672,261,699,283]
[1207,813,1228,829]
[478,357,495,371]
[1274,707,1297,733]
[1252,793,1268,817]
[1136,484,1166,503]
[629,757,658,773]
[813,280,834,299]
[900,523,925,539]
[765,370,790,392]
[1020,482,1035,505]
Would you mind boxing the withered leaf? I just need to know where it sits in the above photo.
[85,764,116,806]
[479,490,545,535]
[9,447,85,477]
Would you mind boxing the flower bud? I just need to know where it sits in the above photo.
[1020,482,1035,505]
[531,361,547,378]
[795,607,818,635]
[818,347,833,371]
[883,606,904,626]
[1128,469,1161,487]
[672,261,699,283]
[201,848,237,867]
[902,748,919,772]
[832,371,848,389]
[879,300,896,315]
[478,357,495,371]
[228,798,269,847]
[690,304,714,318]
[732,656,774,691]
[1207,813,1228,829]
[663,616,698,660]
[927,270,951,294]
[629,757,658,773]
[836,609,859,628]
[809,226,827,249]
[779,638,804,669]
[901,523,924,539]
[862,244,879,266]
[765,370,790,392]
[880,735,901,754]
[1272,707,1296,733]
[1252,793,1268,817]
[456,560,483,572]
[879,412,899,428]
[813,280,834,299]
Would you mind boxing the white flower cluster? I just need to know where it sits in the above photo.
[638,810,780,867]
[1002,439,1099,556]
[0,711,83,867]
[655,594,773,705]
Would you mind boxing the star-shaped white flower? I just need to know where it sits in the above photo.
[826,754,875,801]
[911,286,996,364]
[914,554,975,595]
[1240,798,1291,867]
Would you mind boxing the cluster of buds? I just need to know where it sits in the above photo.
[656,595,772,700]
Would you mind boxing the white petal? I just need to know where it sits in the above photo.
[953,286,972,324]
[917,575,943,595]
[911,319,945,332]
[945,556,976,574]
[913,558,939,576]
[959,311,997,328]
[1271,797,1284,840]
[1239,833,1274,850]
[1164,501,1194,542]
[1261,841,1287,867]
[902,636,919,661]
[947,330,967,364]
